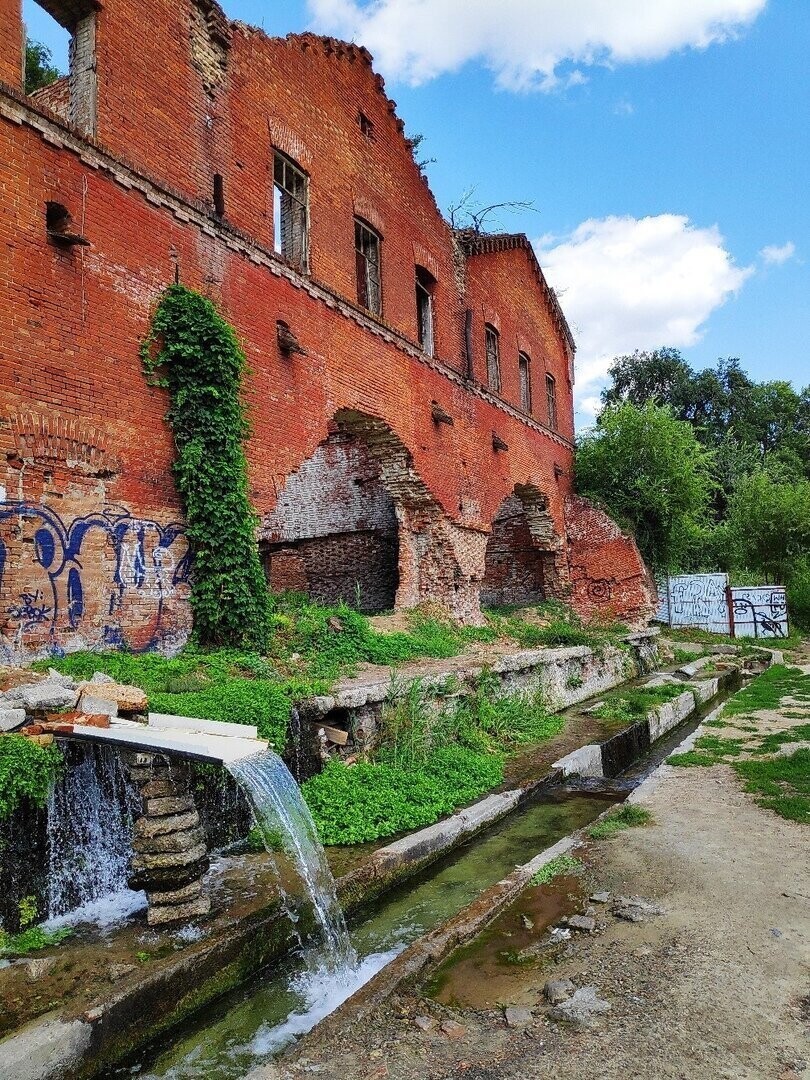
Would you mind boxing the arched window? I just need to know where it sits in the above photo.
[546,373,558,429]
[355,219,382,314]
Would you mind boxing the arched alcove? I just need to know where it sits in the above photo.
[481,485,564,608]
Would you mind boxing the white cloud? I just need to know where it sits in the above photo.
[759,241,796,265]
[535,215,754,421]
[308,0,766,90]
[614,99,635,116]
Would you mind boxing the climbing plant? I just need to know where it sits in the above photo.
[142,284,269,649]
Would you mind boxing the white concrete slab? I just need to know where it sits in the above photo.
[69,720,267,765]
[148,713,259,741]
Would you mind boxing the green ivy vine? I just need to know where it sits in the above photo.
[142,284,269,649]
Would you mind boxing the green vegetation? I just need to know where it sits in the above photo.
[0,735,63,820]
[302,748,503,846]
[142,285,270,649]
[576,400,715,570]
[723,665,810,715]
[0,895,72,957]
[589,682,686,728]
[735,750,810,824]
[24,39,61,95]
[302,669,565,845]
[528,853,584,885]
[587,802,653,840]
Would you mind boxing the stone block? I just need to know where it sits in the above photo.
[129,854,210,891]
[145,796,195,816]
[131,841,208,871]
[77,681,148,713]
[0,708,26,732]
[134,810,200,838]
[133,826,204,855]
[6,683,77,711]
[78,693,118,718]
[147,879,203,905]
[146,894,211,926]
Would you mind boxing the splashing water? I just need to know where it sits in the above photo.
[46,744,142,922]
[226,750,356,976]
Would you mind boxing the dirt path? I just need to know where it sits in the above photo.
[264,661,810,1080]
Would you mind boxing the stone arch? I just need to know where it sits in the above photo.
[481,484,568,608]
[259,409,487,623]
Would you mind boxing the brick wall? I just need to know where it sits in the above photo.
[565,495,657,626]
[0,0,653,657]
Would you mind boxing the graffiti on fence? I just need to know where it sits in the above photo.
[0,501,192,659]
[731,587,788,638]
[656,573,730,633]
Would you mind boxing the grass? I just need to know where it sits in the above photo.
[666,662,810,825]
[665,625,805,655]
[589,682,687,728]
[587,803,653,839]
[528,853,584,885]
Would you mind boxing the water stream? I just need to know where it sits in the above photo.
[226,750,357,977]
[107,791,613,1078]
[45,745,143,925]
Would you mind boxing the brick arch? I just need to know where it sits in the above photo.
[481,483,569,609]
[333,410,488,624]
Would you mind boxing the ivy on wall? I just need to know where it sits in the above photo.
[142,284,269,649]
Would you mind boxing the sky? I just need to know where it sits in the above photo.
[24,0,809,428]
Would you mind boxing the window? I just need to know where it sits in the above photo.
[485,325,501,392]
[273,151,308,272]
[546,373,558,430]
[518,352,532,413]
[358,111,375,140]
[415,267,435,356]
[25,0,97,137]
[355,219,382,315]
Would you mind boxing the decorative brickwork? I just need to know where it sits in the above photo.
[0,0,653,654]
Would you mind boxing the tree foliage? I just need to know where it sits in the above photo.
[142,284,270,650]
[726,471,810,584]
[24,39,61,95]
[576,401,715,571]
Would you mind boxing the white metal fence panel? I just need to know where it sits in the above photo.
[656,573,731,634]
[730,587,789,638]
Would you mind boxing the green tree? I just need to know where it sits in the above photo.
[576,401,715,571]
[726,471,810,584]
[24,39,61,95]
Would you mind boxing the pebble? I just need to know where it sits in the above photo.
[413,1015,436,1033]
[590,891,611,904]
[565,914,597,933]
[543,978,575,1005]
[504,1006,534,1028]
[440,1019,466,1039]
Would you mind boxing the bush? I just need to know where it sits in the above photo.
[0,735,63,820]
[787,555,810,631]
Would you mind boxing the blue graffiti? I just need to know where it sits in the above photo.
[0,502,191,655]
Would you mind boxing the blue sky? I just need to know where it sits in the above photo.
[24,0,808,426]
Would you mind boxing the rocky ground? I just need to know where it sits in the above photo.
[261,649,810,1080]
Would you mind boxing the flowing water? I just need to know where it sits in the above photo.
[226,750,357,975]
[109,791,613,1078]
[45,744,143,924]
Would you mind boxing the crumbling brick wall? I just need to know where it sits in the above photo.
[565,495,657,626]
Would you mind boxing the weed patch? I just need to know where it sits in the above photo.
[529,853,584,885]
[591,683,686,728]
[0,925,72,957]
[734,749,810,824]
[587,803,653,839]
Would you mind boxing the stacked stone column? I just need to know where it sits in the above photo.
[124,752,211,926]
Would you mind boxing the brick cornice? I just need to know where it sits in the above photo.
[0,86,574,453]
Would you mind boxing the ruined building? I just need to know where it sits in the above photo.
[0,0,655,661]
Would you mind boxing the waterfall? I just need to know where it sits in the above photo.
[46,744,141,922]
[226,749,356,975]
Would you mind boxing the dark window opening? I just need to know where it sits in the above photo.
[355,218,382,315]
[415,266,435,356]
[358,111,375,140]
[518,352,532,413]
[213,173,225,217]
[273,150,308,272]
[546,373,558,430]
[485,324,501,393]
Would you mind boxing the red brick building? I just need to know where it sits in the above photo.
[0,0,654,661]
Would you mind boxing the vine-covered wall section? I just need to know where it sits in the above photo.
[142,284,269,649]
